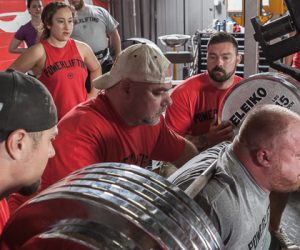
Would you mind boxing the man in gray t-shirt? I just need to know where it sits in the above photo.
[169,105,300,250]
[69,0,121,90]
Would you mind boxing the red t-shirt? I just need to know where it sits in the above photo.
[0,199,9,235]
[165,72,242,136]
[9,94,186,212]
[38,39,88,120]
[39,93,185,188]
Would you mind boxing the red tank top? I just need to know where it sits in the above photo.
[0,199,9,235]
[292,52,300,69]
[39,39,88,120]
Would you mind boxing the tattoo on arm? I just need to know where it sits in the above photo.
[185,134,208,152]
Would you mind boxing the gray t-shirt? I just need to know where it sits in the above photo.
[168,142,271,250]
[72,5,119,53]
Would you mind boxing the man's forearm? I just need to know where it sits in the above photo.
[185,134,208,152]
[171,139,198,168]
[109,29,121,60]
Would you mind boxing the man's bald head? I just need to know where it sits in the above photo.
[236,105,300,151]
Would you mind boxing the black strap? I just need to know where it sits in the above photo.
[94,48,108,60]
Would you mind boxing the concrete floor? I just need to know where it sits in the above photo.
[282,190,300,246]
[270,190,300,249]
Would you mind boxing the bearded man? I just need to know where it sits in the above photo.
[165,32,242,151]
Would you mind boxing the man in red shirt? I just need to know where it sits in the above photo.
[0,69,57,234]
[165,32,242,151]
[9,43,198,211]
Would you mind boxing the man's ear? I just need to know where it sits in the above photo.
[256,148,272,168]
[6,129,28,160]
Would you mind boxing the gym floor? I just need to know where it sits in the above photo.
[282,190,300,246]
[271,190,300,249]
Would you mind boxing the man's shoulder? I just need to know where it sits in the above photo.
[169,141,240,207]
[85,4,108,14]
[168,141,230,188]
[172,73,208,96]
[200,172,237,205]
[181,73,209,87]
[59,98,108,128]
[233,74,243,83]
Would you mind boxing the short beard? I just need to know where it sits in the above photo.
[208,66,236,83]
[270,160,300,193]
[18,181,40,196]
[141,110,164,126]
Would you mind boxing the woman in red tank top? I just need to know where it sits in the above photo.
[9,2,102,120]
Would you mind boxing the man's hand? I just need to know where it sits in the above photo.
[206,114,234,148]
[185,115,233,152]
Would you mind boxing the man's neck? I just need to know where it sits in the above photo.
[232,140,270,193]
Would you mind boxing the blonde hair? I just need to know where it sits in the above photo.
[237,105,300,150]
